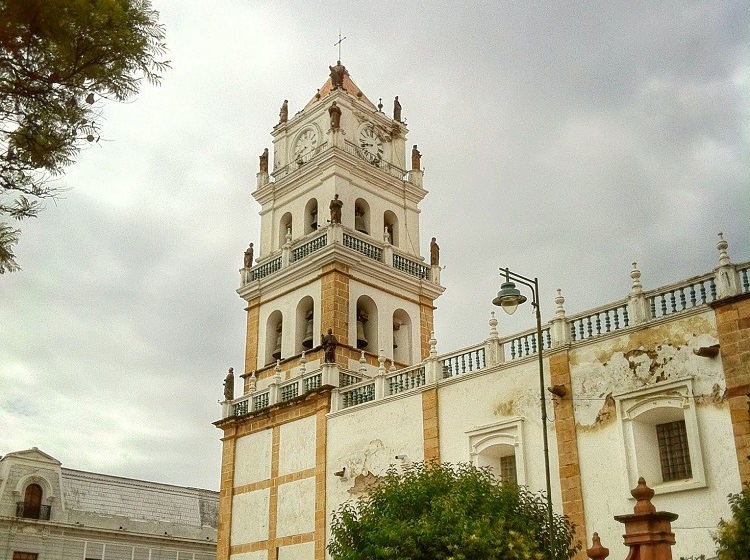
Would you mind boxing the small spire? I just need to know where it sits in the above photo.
[299,352,306,376]
[274,360,282,382]
[377,98,383,111]
[429,331,437,358]
[488,312,498,339]
[630,262,643,295]
[554,289,566,319]
[717,232,731,267]
[378,349,386,375]
[631,477,656,514]
[359,351,367,374]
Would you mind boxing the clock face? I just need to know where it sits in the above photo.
[358,126,384,163]
[294,129,319,159]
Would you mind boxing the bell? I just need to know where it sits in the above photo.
[356,320,368,349]
[272,323,282,360]
[302,311,314,349]
[310,209,318,230]
[355,213,367,234]
[393,334,398,350]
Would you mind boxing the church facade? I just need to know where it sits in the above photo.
[215,63,750,560]
[0,449,218,560]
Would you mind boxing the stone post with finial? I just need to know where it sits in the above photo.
[627,262,650,326]
[374,349,387,399]
[269,360,282,406]
[715,232,739,299]
[424,331,440,384]
[550,289,571,347]
[485,312,504,366]
[614,477,678,560]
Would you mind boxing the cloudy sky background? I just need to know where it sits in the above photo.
[1,0,748,491]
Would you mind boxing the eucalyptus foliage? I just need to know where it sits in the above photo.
[328,462,580,560]
[0,0,169,272]
[715,485,750,560]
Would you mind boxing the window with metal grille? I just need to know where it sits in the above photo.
[656,420,692,481]
[13,552,38,560]
[499,455,517,484]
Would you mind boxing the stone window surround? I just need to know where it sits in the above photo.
[466,418,526,485]
[615,377,706,496]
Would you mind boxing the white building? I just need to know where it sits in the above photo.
[0,449,218,560]
[215,62,750,560]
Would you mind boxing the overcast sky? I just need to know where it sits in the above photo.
[1,1,748,491]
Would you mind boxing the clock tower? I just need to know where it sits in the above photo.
[216,62,444,560]
[240,61,443,384]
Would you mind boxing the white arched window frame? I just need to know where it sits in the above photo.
[466,419,526,485]
[616,377,706,495]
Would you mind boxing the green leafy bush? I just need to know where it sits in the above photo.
[715,485,750,560]
[328,462,580,560]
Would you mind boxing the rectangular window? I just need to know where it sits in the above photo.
[14,552,38,560]
[499,455,517,484]
[656,420,692,481]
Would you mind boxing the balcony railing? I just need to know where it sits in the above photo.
[242,226,438,287]
[223,250,749,419]
[16,503,51,520]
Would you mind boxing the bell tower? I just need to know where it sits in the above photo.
[239,61,444,385]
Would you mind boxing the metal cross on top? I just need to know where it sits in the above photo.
[334,30,347,62]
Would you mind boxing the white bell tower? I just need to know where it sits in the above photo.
[239,62,444,386]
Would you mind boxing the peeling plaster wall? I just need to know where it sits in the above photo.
[569,310,740,558]
[437,360,561,508]
[325,393,424,539]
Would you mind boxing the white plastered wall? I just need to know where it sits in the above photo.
[326,392,425,542]
[437,360,560,506]
[569,310,739,559]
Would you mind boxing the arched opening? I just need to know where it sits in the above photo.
[392,309,412,365]
[384,210,399,246]
[295,296,315,354]
[477,444,518,484]
[304,199,319,233]
[354,198,370,235]
[355,295,378,352]
[265,310,283,365]
[22,483,42,519]
[279,212,293,248]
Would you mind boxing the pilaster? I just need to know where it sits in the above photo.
[244,298,261,391]
[422,387,440,462]
[712,292,750,484]
[320,262,350,352]
[548,349,587,559]
[418,295,435,360]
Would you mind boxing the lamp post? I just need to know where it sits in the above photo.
[492,268,554,560]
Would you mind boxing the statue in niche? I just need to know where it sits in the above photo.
[330,194,343,224]
[393,96,401,122]
[329,62,345,89]
[259,148,268,173]
[223,368,234,401]
[329,101,342,129]
[411,145,421,170]
[279,99,288,124]
[321,328,338,363]
[430,237,439,266]
[244,243,254,268]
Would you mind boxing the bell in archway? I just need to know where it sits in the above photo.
[356,309,368,349]
[272,323,282,360]
[354,209,367,234]
[310,209,318,230]
[302,310,314,349]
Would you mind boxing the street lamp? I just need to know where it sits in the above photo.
[493,268,555,560]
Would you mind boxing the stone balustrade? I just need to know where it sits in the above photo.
[223,236,749,419]
[240,223,437,286]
